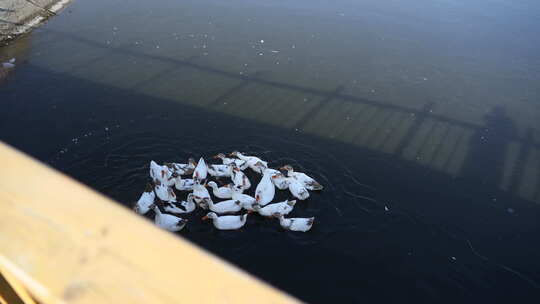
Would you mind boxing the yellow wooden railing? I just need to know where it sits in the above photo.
[0,142,300,304]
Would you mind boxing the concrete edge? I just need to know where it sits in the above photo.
[0,0,72,43]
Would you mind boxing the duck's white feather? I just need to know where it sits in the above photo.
[154,206,187,232]
[208,199,242,214]
[207,213,248,230]
[255,200,295,217]
[133,186,155,214]
[207,182,233,199]
[154,183,177,202]
[192,157,208,181]
[287,178,309,200]
[255,171,275,206]
[278,215,314,232]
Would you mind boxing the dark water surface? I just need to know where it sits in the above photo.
[1,0,540,302]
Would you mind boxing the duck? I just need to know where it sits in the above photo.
[207,199,243,214]
[133,183,155,215]
[231,186,256,211]
[262,168,289,190]
[164,158,196,176]
[274,214,314,232]
[253,199,296,217]
[154,182,177,202]
[202,212,248,230]
[150,160,175,186]
[192,182,211,209]
[207,163,233,177]
[173,174,195,191]
[280,165,323,190]
[231,166,251,190]
[162,194,196,214]
[229,151,268,174]
[206,181,233,199]
[213,153,248,170]
[192,157,208,182]
[287,177,310,200]
[254,168,276,206]
[152,204,188,232]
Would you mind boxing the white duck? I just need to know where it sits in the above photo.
[230,151,268,174]
[192,157,208,181]
[163,194,196,214]
[202,212,248,230]
[253,199,296,217]
[206,181,233,199]
[231,166,251,191]
[174,174,195,191]
[254,168,276,206]
[213,153,248,170]
[133,183,155,215]
[152,204,188,232]
[154,182,177,202]
[274,214,314,232]
[150,160,175,186]
[192,182,211,208]
[231,186,256,211]
[262,168,289,190]
[207,199,243,214]
[287,177,310,200]
[165,158,196,175]
[280,165,323,190]
[207,164,233,177]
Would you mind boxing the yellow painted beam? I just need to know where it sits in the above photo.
[0,142,300,304]
[0,268,37,304]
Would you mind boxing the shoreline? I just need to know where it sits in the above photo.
[0,0,72,43]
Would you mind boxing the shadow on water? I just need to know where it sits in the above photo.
[1,62,540,303]
[462,106,517,186]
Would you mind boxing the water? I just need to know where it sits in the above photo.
[1,0,540,302]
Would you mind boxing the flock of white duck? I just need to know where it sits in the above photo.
[133,152,322,232]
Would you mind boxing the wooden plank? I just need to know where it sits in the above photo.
[1,266,38,304]
[0,142,300,304]
[0,271,34,304]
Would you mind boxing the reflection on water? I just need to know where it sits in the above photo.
[1,0,540,302]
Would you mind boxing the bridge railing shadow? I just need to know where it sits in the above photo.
[22,29,540,204]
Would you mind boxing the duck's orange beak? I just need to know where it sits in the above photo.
[201,216,209,220]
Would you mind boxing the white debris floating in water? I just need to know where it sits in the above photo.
[1,58,16,69]
[133,152,323,232]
